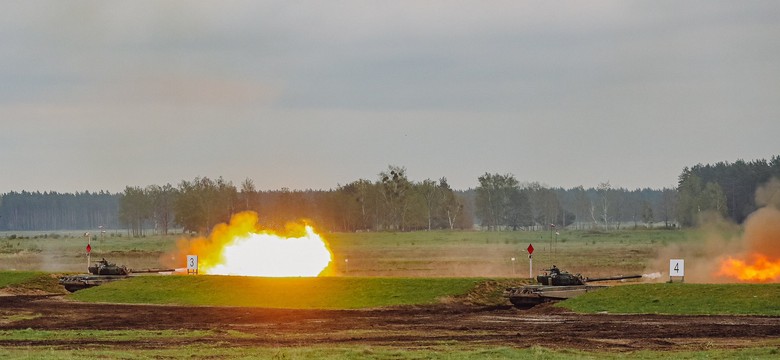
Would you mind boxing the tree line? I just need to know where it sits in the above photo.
[0,191,120,231]
[117,166,470,235]
[474,173,678,231]
[1,157,777,233]
[676,156,780,226]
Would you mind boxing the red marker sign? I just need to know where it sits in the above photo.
[527,244,534,254]
[86,244,91,254]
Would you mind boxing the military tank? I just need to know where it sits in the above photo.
[505,265,641,308]
[59,258,174,292]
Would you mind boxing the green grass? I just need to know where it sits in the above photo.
[0,342,779,359]
[2,228,690,277]
[0,271,46,288]
[559,283,780,315]
[0,271,65,293]
[1,228,779,358]
[322,229,689,277]
[69,276,485,309]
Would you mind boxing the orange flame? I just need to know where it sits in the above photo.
[169,211,332,277]
[712,205,780,283]
[718,254,780,282]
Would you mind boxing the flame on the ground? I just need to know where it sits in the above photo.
[172,211,332,277]
[713,202,780,283]
[718,254,780,282]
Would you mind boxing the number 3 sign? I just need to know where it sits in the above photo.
[187,255,198,275]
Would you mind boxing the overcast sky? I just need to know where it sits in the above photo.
[1,1,779,193]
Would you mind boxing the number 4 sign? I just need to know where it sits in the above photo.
[669,259,684,282]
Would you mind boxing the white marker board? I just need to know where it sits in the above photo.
[669,259,684,277]
[187,255,198,274]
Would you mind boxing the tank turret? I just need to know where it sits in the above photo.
[88,258,129,276]
[535,265,587,286]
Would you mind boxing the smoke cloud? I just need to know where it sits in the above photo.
[161,211,260,270]
[755,177,780,209]
[649,178,780,283]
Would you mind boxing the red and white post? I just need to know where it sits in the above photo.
[85,232,92,270]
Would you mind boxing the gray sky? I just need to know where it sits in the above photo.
[1,1,779,193]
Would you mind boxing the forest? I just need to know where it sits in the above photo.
[1,156,778,234]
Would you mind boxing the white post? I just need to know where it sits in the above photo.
[529,254,533,279]
[511,257,516,275]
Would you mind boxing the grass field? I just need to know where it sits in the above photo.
[58,274,780,315]
[0,341,779,360]
[0,271,65,294]
[2,270,778,316]
[559,283,780,315]
[0,271,46,288]
[2,228,779,359]
[0,228,689,277]
[326,229,687,277]
[68,276,495,308]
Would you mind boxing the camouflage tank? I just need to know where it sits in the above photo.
[59,258,173,292]
[59,258,129,292]
[505,265,641,308]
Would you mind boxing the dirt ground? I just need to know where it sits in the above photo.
[1,295,779,352]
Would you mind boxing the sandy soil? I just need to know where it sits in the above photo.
[1,295,779,352]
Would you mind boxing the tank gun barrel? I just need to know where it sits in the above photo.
[585,274,642,282]
[129,268,176,274]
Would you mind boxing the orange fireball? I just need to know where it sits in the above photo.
[170,211,333,277]
[204,224,331,277]
[718,254,780,282]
